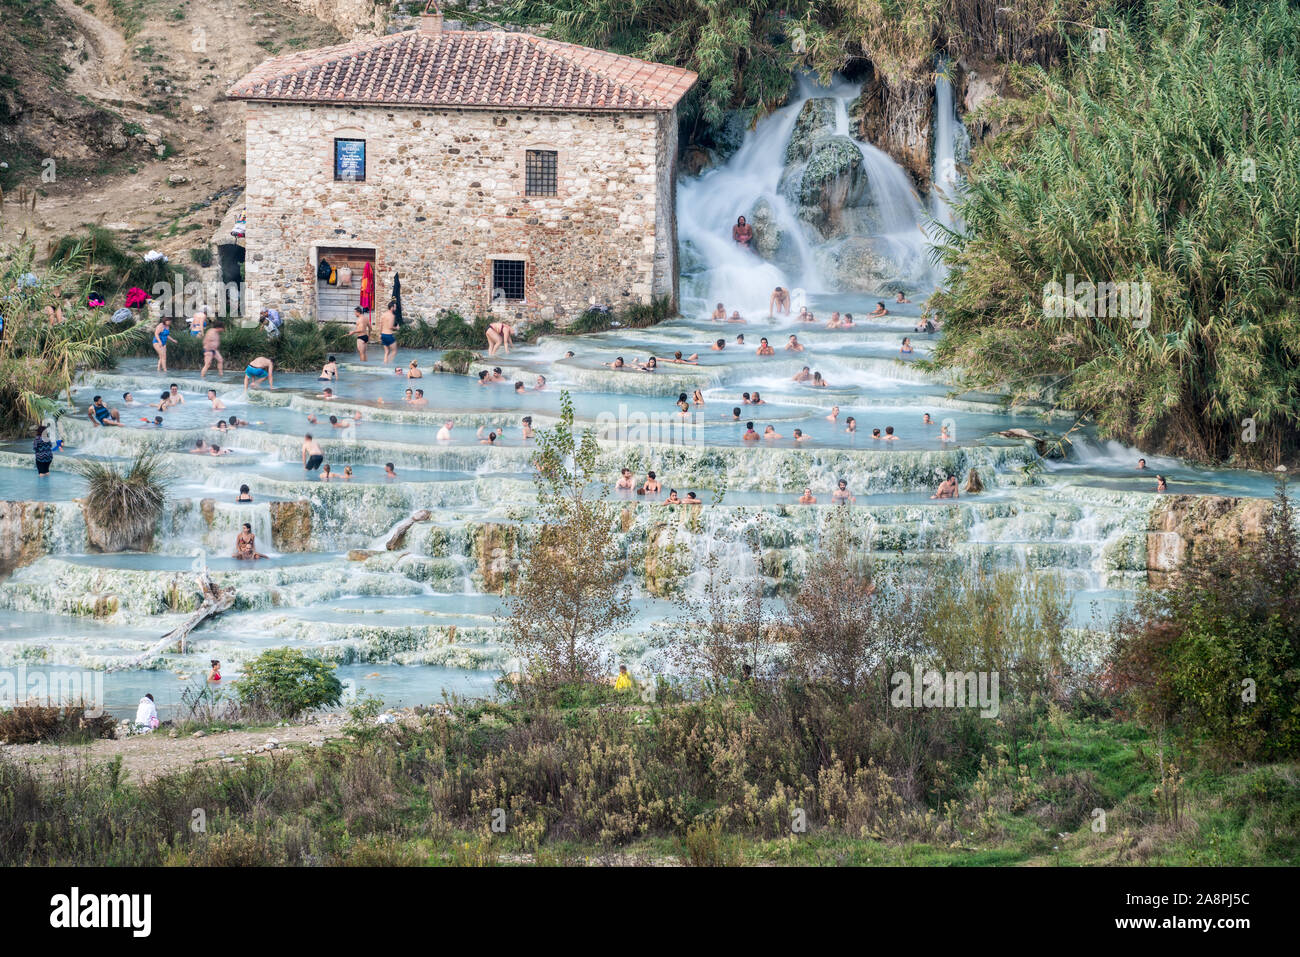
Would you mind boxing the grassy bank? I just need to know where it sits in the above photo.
[1,691,1294,866]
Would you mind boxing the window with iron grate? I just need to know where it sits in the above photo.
[492,259,526,301]
[525,150,557,197]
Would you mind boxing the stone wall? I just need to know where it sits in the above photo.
[1146,494,1271,586]
[242,102,679,324]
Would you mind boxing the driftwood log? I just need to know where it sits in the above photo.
[386,509,432,550]
[113,573,234,669]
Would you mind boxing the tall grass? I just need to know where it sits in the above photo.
[72,453,170,553]
[931,0,1300,465]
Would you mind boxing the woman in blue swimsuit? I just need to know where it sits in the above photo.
[152,318,171,372]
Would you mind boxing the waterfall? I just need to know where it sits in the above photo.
[677,74,934,317]
[929,57,969,239]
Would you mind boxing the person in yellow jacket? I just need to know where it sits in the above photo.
[614,665,633,692]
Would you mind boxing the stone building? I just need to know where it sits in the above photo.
[227,12,696,324]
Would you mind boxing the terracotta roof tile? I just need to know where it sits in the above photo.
[227,30,697,112]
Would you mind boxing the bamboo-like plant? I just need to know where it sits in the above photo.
[930,0,1300,465]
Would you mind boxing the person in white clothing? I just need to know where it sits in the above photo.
[135,693,159,731]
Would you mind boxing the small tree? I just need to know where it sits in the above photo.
[662,515,772,690]
[785,510,920,693]
[505,392,633,686]
[236,648,343,719]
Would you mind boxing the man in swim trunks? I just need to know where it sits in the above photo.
[198,323,224,378]
[244,356,274,392]
[302,433,324,473]
[87,395,122,427]
[351,306,371,362]
[379,301,398,365]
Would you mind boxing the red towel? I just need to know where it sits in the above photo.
[360,262,374,311]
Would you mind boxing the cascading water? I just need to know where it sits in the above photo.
[678,75,934,317]
[929,57,970,242]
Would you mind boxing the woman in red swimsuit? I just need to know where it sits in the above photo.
[486,321,513,357]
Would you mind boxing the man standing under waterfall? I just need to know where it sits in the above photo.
[732,215,753,247]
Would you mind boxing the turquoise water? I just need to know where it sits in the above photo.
[0,311,1282,716]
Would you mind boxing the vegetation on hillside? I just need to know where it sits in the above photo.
[505,0,1100,134]
[0,242,146,434]
[930,0,1300,465]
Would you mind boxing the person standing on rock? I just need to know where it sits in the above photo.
[33,424,58,476]
[769,286,790,317]
[152,317,171,372]
[732,215,753,247]
[201,323,224,378]
[302,433,324,473]
[351,306,371,362]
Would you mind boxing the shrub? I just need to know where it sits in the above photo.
[236,648,344,719]
[188,246,213,268]
[1109,477,1300,759]
[73,452,169,552]
[436,348,476,375]
[0,703,116,744]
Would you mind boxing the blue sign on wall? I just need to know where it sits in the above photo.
[334,138,366,182]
